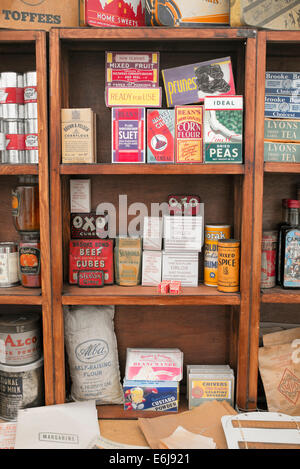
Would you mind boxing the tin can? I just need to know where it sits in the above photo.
[217,239,240,293]
[204,224,231,287]
[0,242,20,288]
[4,120,25,164]
[0,107,4,157]
[0,357,44,421]
[23,72,37,104]
[25,119,38,163]
[19,232,41,288]
[0,312,42,366]
[2,103,24,120]
[0,72,24,105]
[261,231,278,289]
[25,102,37,120]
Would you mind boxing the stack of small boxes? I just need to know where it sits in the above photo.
[264,72,300,163]
[123,348,183,412]
[187,364,235,410]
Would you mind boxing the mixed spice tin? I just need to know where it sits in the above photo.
[204,224,231,287]
[217,239,240,293]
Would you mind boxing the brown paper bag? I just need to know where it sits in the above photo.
[259,328,300,416]
[138,400,236,449]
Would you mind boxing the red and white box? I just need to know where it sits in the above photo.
[169,281,182,295]
[81,0,146,28]
[157,280,170,294]
[112,107,145,163]
[125,348,183,381]
[69,239,114,285]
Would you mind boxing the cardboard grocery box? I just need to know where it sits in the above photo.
[0,0,79,31]
[241,0,300,30]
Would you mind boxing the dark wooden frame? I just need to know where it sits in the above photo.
[0,30,54,406]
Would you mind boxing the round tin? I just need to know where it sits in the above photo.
[0,242,20,288]
[4,120,25,164]
[25,119,38,163]
[2,103,24,120]
[25,102,37,119]
[0,356,44,421]
[217,239,240,293]
[204,224,231,287]
[0,73,24,105]
[261,231,278,289]
[0,312,42,365]
[23,72,37,104]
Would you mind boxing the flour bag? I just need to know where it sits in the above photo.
[64,305,124,405]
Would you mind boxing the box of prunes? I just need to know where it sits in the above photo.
[162,57,235,107]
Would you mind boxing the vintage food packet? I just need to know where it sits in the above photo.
[114,237,142,285]
[259,327,300,415]
[147,109,175,163]
[125,348,183,381]
[106,52,159,89]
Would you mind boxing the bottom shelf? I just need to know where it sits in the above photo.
[97,397,189,420]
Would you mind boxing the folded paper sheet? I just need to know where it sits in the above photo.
[14,400,100,449]
[159,426,216,449]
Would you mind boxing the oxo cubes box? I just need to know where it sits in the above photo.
[69,239,114,285]
[112,107,146,163]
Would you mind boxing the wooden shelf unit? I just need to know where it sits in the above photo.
[0,31,54,405]
[49,27,257,411]
[250,31,300,410]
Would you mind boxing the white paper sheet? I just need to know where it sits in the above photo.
[14,400,100,449]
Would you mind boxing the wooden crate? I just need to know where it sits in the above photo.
[49,27,257,414]
[0,30,53,405]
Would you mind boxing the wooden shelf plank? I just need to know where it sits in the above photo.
[0,164,38,175]
[261,287,300,304]
[97,397,189,420]
[60,164,245,176]
[62,284,240,306]
[264,163,300,174]
[0,285,42,305]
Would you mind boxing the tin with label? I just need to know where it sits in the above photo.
[204,225,231,287]
[0,72,24,105]
[0,312,42,366]
[2,103,24,120]
[25,119,38,164]
[217,239,240,293]
[19,233,41,289]
[4,120,25,164]
[23,72,37,104]
[25,102,37,120]
[261,231,278,289]
[0,242,20,288]
[0,357,44,421]
[78,270,105,288]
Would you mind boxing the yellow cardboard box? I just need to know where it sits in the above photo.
[0,0,79,31]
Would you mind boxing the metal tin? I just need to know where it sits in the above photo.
[25,119,39,163]
[2,103,24,120]
[25,102,37,119]
[70,212,108,239]
[261,231,278,289]
[19,232,41,288]
[217,239,240,293]
[0,72,24,104]
[0,312,42,365]
[78,270,105,288]
[204,225,231,287]
[0,357,44,421]
[4,120,25,164]
[0,242,20,288]
[23,72,37,104]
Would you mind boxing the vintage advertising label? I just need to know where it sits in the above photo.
[112,107,145,163]
[69,239,114,285]
[142,250,162,286]
[264,142,300,163]
[283,229,300,288]
[70,212,108,239]
[242,0,300,30]
[0,422,16,449]
[106,52,159,89]
[265,95,300,119]
[162,251,199,287]
[162,57,235,107]
[61,109,95,164]
[164,215,203,252]
[124,380,179,412]
[81,0,146,27]
[265,72,300,96]
[106,87,161,108]
[147,109,175,163]
[264,118,300,142]
[204,96,243,164]
[114,237,142,286]
[204,225,231,287]
[125,348,183,381]
[143,217,163,251]
[175,106,203,163]
[146,0,229,26]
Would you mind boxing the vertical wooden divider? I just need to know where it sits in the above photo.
[49,28,65,404]
[235,36,257,410]
[36,30,55,406]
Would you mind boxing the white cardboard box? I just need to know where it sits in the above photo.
[142,250,162,286]
[162,251,199,287]
[164,215,203,252]
[143,217,163,251]
[70,179,91,213]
